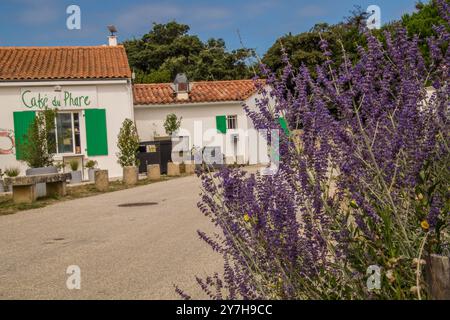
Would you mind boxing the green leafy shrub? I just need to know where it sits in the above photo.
[182,1,450,300]
[117,119,140,167]
[21,108,57,168]
[164,113,182,136]
[69,160,79,171]
[54,162,65,172]
[85,160,97,169]
[4,167,20,177]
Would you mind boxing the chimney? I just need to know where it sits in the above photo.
[107,25,118,46]
[108,35,118,46]
[172,73,190,101]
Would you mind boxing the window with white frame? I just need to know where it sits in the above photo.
[227,115,237,130]
[49,112,82,154]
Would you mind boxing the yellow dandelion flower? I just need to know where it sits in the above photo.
[244,214,251,223]
[420,220,429,230]
[350,200,358,209]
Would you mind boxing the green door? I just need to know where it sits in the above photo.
[13,111,36,160]
[85,109,108,156]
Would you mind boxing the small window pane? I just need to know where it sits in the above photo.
[73,113,81,154]
[177,83,188,92]
[227,115,237,129]
[48,127,57,154]
[56,113,74,154]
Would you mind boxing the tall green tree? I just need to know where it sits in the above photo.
[262,7,368,75]
[402,1,448,38]
[124,21,254,83]
[262,1,446,76]
[400,0,449,65]
[116,119,140,167]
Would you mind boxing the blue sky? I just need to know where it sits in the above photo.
[0,0,418,54]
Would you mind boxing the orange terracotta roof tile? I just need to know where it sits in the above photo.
[133,79,263,105]
[0,46,131,81]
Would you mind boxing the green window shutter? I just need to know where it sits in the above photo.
[85,109,108,156]
[216,115,227,134]
[279,117,289,135]
[13,111,36,160]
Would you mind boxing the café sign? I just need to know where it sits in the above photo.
[20,87,98,109]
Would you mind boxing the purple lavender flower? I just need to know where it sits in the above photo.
[182,0,450,300]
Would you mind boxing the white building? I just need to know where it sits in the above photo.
[133,76,270,165]
[0,41,134,178]
[0,38,272,181]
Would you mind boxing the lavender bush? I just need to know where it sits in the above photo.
[180,0,449,300]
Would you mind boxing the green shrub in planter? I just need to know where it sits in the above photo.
[117,119,140,168]
[69,160,82,184]
[4,167,20,177]
[69,160,79,171]
[85,160,97,170]
[54,161,65,173]
[85,160,98,182]
[117,119,140,186]
[3,167,20,192]
[164,113,182,136]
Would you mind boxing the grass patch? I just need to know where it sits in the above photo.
[0,175,180,216]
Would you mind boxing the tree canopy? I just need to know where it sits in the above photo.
[124,21,254,83]
[123,1,445,83]
[262,0,445,75]
[262,7,368,76]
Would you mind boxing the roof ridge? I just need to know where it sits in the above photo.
[134,79,256,87]
[0,45,131,80]
[0,45,125,50]
[133,79,263,105]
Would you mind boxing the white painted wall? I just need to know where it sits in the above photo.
[134,91,271,165]
[0,81,133,179]
[91,83,134,177]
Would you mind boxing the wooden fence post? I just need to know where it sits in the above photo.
[425,254,450,300]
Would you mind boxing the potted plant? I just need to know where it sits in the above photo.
[69,160,82,184]
[117,118,140,186]
[164,113,182,137]
[54,161,65,173]
[21,108,58,197]
[4,167,20,192]
[85,160,98,182]
[165,114,183,165]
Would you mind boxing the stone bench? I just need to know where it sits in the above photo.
[4,173,71,204]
